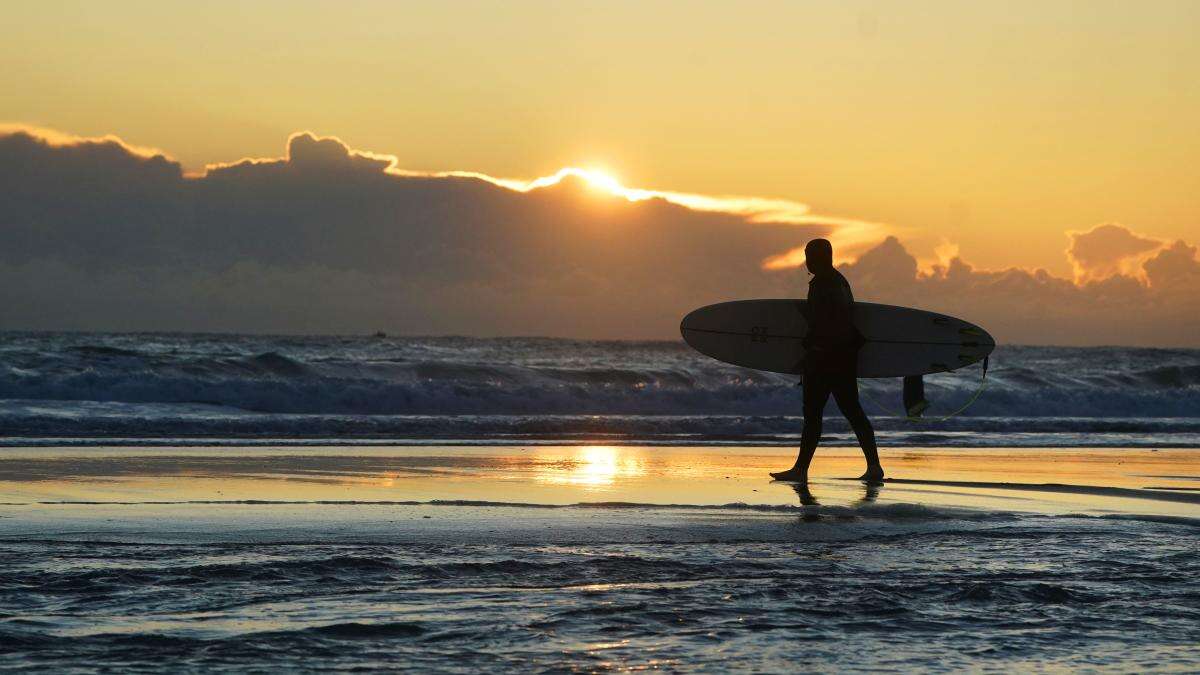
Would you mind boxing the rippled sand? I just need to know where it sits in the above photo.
[2,446,1198,671]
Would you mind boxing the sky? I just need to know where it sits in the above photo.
[1,1,1198,344]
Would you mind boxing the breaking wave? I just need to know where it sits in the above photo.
[1,333,1197,443]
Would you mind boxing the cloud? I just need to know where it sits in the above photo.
[761,218,892,270]
[1144,240,1200,290]
[839,233,1200,347]
[206,131,398,176]
[1066,223,1162,283]
[0,123,171,160]
[1,126,1196,345]
[0,126,839,337]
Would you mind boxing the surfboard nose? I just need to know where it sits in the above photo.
[678,306,704,337]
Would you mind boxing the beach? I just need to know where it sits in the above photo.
[2,444,1197,671]
[3,334,1199,671]
[6,5,1198,669]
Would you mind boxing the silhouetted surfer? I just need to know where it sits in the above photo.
[771,239,884,484]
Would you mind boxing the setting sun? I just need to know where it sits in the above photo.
[574,169,624,195]
[511,167,649,201]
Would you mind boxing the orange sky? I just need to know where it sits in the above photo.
[3,0,1197,278]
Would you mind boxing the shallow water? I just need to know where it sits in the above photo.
[1,446,1198,672]
[3,525,1198,672]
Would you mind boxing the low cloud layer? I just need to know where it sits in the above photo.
[1,126,1197,346]
[840,231,1199,347]
[0,127,828,337]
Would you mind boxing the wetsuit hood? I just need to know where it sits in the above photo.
[804,239,834,275]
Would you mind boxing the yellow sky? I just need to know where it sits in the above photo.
[3,0,1197,275]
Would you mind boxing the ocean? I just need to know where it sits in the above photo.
[2,332,1198,446]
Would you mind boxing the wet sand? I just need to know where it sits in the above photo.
[2,445,1198,672]
[1,446,1197,542]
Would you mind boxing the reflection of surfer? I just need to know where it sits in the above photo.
[789,481,819,506]
[771,239,884,484]
[787,480,879,507]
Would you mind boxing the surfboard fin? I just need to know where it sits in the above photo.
[903,375,928,418]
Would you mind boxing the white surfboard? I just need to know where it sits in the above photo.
[680,299,995,378]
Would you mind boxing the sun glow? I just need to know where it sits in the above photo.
[194,130,892,269]
[475,167,658,202]
[441,165,893,264]
[574,168,624,195]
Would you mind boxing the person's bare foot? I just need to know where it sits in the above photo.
[858,465,885,484]
[770,467,808,481]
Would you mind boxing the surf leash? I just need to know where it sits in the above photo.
[858,356,989,423]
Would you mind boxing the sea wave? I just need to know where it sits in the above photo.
[1,334,1198,442]
[2,405,1200,446]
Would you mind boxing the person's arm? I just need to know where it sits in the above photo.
[829,282,855,332]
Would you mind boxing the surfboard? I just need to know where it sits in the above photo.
[680,299,995,378]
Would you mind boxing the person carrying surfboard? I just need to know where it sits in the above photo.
[770,238,884,484]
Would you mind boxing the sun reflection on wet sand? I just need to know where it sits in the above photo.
[0,446,1197,518]
[534,446,647,488]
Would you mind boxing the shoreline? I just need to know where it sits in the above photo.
[2,445,1197,519]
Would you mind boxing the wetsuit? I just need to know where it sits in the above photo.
[802,269,879,463]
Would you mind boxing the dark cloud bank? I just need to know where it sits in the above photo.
[1,129,1197,346]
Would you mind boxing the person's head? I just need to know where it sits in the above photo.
[804,238,834,274]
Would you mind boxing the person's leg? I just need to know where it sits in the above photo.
[770,374,831,480]
[830,375,884,481]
